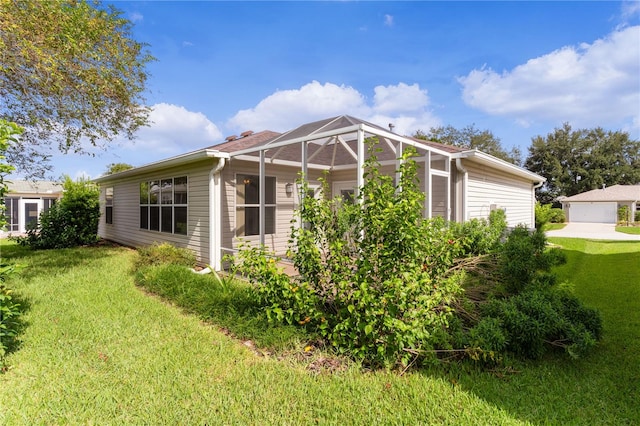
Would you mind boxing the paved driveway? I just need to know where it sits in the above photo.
[545,223,640,241]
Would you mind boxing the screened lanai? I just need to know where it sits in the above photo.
[219,115,457,250]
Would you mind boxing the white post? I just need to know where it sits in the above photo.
[356,127,365,200]
[259,150,265,246]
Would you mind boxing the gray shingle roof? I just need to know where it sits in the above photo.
[6,180,63,195]
[561,185,640,202]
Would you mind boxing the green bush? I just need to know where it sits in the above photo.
[535,203,564,228]
[481,288,602,359]
[635,210,640,222]
[18,177,100,249]
[134,242,196,270]
[548,208,565,223]
[235,142,465,367]
[0,265,22,367]
[617,205,630,224]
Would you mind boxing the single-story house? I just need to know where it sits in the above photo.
[93,115,545,269]
[1,180,64,236]
[560,184,640,223]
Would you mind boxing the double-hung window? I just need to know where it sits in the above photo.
[140,176,187,235]
[105,188,113,224]
[236,174,275,236]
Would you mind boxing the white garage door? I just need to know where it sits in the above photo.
[568,202,617,223]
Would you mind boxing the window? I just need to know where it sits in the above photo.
[3,197,19,232]
[105,188,114,224]
[236,174,276,236]
[140,176,187,235]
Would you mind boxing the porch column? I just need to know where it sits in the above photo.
[425,151,432,218]
[259,150,265,246]
[356,127,365,200]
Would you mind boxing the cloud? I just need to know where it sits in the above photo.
[129,12,143,22]
[227,81,440,136]
[384,14,394,27]
[621,0,640,22]
[123,103,223,155]
[459,26,640,131]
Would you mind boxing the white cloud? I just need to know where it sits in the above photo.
[621,1,640,22]
[384,14,394,27]
[227,81,440,136]
[129,12,143,23]
[128,103,223,154]
[459,26,640,131]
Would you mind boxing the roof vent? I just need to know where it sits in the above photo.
[241,130,254,138]
[225,135,238,142]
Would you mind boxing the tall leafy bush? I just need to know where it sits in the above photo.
[19,176,100,249]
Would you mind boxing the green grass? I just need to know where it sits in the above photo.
[616,225,640,235]
[542,222,566,231]
[1,239,639,424]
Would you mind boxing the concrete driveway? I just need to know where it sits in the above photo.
[545,223,640,241]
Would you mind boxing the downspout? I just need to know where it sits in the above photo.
[209,158,226,271]
[532,180,544,229]
[455,158,468,222]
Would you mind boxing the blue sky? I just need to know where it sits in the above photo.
[31,0,640,180]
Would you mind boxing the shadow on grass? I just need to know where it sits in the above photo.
[0,240,131,281]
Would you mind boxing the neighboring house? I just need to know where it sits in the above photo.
[1,180,64,236]
[560,185,640,223]
[94,115,545,269]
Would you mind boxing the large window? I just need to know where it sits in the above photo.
[236,174,275,236]
[140,176,187,235]
[105,188,113,224]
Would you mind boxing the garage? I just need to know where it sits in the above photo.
[566,202,617,223]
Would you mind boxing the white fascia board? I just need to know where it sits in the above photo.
[359,124,454,158]
[453,150,546,183]
[93,149,229,183]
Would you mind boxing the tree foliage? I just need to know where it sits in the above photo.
[104,162,134,175]
[525,123,640,204]
[414,124,522,165]
[0,0,154,177]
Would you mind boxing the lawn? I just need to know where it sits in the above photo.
[616,225,640,235]
[0,238,638,425]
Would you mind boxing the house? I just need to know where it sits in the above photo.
[1,180,64,236]
[560,185,640,223]
[93,115,545,269]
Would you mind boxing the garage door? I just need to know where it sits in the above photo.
[568,202,617,223]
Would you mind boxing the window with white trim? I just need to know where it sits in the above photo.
[140,176,187,235]
[236,174,275,236]
[105,187,113,224]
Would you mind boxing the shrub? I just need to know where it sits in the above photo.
[481,288,602,359]
[0,265,22,367]
[235,141,465,367]
[635,210,640,223]
[548,208,565,223]
[134,242,196,270]
[617,205,630,224]
[18,176,100,249]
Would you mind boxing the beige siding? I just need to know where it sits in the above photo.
[463,160,535,228]
[98,160,213,264]
[221,159,325,256]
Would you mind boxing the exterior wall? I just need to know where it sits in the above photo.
[463,160,535,228]
[98,159,215,264]
[1,194,62,237]
[220,158,325,257]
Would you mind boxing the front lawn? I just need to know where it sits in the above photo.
[616,225,640,235]
[0,238,638,424]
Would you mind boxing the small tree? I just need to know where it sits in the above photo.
[19,176,100,249]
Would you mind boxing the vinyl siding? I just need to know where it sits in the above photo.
[463,160,535,228]
[98,160,213,264]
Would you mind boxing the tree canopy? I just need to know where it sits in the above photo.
[0,0,154,177]
[104,162,134,175]
[525,123,640,204]
[414,124,522,165]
